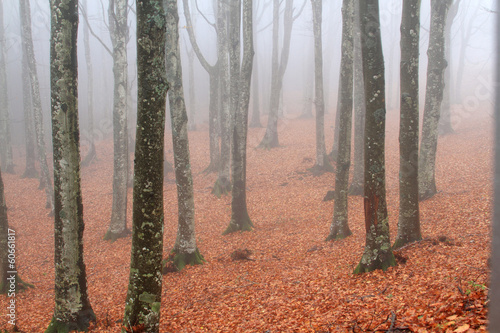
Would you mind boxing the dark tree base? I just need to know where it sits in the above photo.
[104,228,131,242]
[174,249,205,271]
[223,213,253,235]
[323,190,335,201]
[211,177,231,198]
[22,167,38,179]
[438,123,455,136]
[308,161,334,176]
[392,235,422,250]
[419,187,437,201]
[325,227,352,241]
[348,181,363,196]
[328,148,338,162]
[81,144,97,167]
[4,164,15,174]
[0,274,34,294]
[45,309,96,333]
[257,133,279,150]
[203,159,220,174]
[353,252,397,274]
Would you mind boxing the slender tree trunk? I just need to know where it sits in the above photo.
[250,54,263,127]
[300,45,314,119]
[354,0,396,274]
[393,0,422,250]
[327,0,354,241]
[310,0,333,174]
[21,50,37,179]
[0,1,14,174]
[258,0,294,149]
[186,47,197,131]
[20,0,54,212]
[81,0,97,166]
[46,1,95,331]
[418,0,451,201]
[105,0,130,241]
[165,0,204,270]
[0,168,8,293]
[224,0,254,234]
[122,1,167,331]
[349,2,365,196]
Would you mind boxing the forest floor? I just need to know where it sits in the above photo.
[0,107,493,332]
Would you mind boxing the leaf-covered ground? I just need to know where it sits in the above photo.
[0,109,492,332]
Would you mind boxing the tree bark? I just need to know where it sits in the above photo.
[165,0,204,270]
[105,0,131,241]
[327,0,354,241]
[224,0,255,234]
[0,0,14,174]
[250,55,263,127]
[354,0,396,274]
[21,49,37,179]
[122,1,167,331]
[418,0,451,201]
[393,0,422,250]
[20,0,54,212]
[46,1,95,330]
[348,1,365,196]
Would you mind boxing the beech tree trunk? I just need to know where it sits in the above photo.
[418,0,452,201]
[224,0,254,234]
[354,0,396,274]
[348,1,365,196]
[165,0,204,270]
[327,0,354,241]
[122,1,167,331]
[21,49,37,179]
[249,55,262,127]
[0,1,14,174]
[393,0,422,250]
[46,0,95,330]
[20,0,54,212]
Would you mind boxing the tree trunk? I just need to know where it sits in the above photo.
[122,1,167,331]
[348,2,365,196]
[21,50,37,179]
[418,0,451,201]
[393,0,422,250]
[300,44,314,119]
[0,1,14,174]
[81,0,97,167]
[249,55,263,127]
[186,47,197,131]
[0,168,9,293]
[46,1,95,331]
[165,0,204,270]
[106,0,130,241]
[327,0,354,241]
[354,0,396,274]
[20,0,54,212]
[258,0,294,149]
[224,0,255,234]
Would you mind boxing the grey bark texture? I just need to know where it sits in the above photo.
[46,0,95,331]
[393,0,422,250]
[182,0,220,173]
[418,0,451,201]
[348,0,365,196]
[327,0,354,241]
[489,4,500,330]
[21,46,37,179]
[224,0,255,234]
[354,0,396,274]
[20,0,54,212]
[106,0,131,241]
[165,0,204,270]
[0,0,14,174]
[258,0,294,149]
[122,1,167,331]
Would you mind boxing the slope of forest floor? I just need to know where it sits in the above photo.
[0,108,493,332]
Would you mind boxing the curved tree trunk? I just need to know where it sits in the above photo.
[46,1,95,330]
[418,0,451,201]
[224,0,255,235]
[122,1,167,331]
[354,0,396,274]
[394,0,422,250]
[20,0,54,212]
[327,0,354,241]
[165,0,204,270]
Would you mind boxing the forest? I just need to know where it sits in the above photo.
[0,0,498,332]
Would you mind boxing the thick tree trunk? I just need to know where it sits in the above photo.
[122,1,167,331]
[393,0,422,250]
[46,1,95,331]
[327,0,354,241]
[20,0,54,212]
[106,0,130,241]
[0,1,14,174]
[354,0,396,274]
[418,0,451,201]
[258,0,294,149]
[348,3,365,196]
[165,0,204,270]
[224,0,254,235]
[21,51,37,179]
